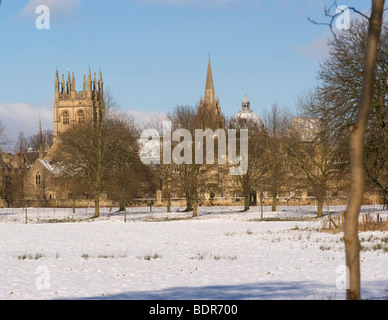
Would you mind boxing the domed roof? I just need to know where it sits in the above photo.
[231,95,263,128]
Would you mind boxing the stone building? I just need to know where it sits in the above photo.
[22,69,105,207]
[53,68,104,142]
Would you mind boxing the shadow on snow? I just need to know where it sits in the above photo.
[70,280,345,300]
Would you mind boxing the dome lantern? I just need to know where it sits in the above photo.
[231,95,263,129]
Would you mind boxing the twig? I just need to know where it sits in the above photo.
[308,1,371,39]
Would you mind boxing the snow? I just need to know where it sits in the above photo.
[0,205,387,300]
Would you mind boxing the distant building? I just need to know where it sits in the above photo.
[291,117,320,142]
[196,56,226,130]
[53,68,104,143]
[23,69,106,206]
[231,95,264,129]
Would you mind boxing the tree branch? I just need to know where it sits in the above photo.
[308,1,371,38]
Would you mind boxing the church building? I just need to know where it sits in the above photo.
[23,69,105,206]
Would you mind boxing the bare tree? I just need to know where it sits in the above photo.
[168,105,218,217]
[142,114,179,213]
[228,116,266,211]
[52,108,140,218]
[310,0,385,300]
[26,129,53,152]
[14,132,28,154]
[263,104,291,211]
[0,120,9,152]
[312,11,388,208]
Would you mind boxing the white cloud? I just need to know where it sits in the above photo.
[126,109,166,127]
[0,100,53,144]
[20,0,80,17]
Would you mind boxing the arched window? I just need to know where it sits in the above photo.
[36,173,41,186]
[62,111,70,125]
[77,110,86,123]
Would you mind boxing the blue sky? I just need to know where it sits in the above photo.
[0,0,370,142]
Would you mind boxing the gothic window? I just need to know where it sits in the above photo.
[62,111,70,125]
[77,110,86,123]
[36,173,41,186]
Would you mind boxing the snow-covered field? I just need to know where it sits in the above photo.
[0,205,387,300]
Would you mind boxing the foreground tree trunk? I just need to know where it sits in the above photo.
[344,0,384,300]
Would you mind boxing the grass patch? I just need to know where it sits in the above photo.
[190,253,237,261]
[249,217,317,222]
[144,216,191,222]
[18,252,45,260]
[37,217,90,224]
[190,253,206,260]
[212,254,237,261]
[81,251,127,259]
[360,234,388,253]
[137,253,161,260]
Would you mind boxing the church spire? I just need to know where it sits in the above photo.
[204,55,215,106]
[197,56,225,129]
[38,117,44,159]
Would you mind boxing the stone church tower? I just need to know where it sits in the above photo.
[21,68,106,205]
[53,68,105,142]
[197,56,225,130]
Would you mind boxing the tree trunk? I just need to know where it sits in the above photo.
[344,0,384,300]
[119,198,125,212]
[271,193,277,212]
[94,193,100,218]
[260,191,264,220]
[193,192,198,217]
[317,197,324,218]
[185,191,193,212]
[244,194,250,211]
[72,197,76,214]
[167,195,171,213]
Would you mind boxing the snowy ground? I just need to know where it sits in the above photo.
[0,205,387,300]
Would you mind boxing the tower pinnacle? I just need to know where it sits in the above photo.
[38,116,44,159]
